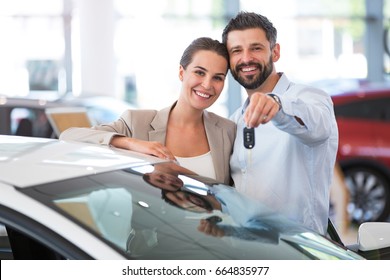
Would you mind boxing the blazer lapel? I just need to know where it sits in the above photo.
[203,111,225,183]
[149,105,172,144]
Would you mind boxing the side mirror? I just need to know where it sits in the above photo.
[358,222,390,251]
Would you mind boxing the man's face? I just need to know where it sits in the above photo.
[226,28,279,90]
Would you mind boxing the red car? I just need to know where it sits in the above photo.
[331,85,390,223]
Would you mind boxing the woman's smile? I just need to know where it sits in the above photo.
[194,90,211,99]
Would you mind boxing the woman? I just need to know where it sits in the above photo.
[60,37,236,184]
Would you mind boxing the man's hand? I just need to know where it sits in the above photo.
[244,93,280,128]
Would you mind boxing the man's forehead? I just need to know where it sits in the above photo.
[226,28,268,47]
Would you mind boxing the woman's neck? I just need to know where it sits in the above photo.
[169,100,204,128]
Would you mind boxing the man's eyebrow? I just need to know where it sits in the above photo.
[228,45,242,52]
[229,42,266,51]
[250,42,266,48]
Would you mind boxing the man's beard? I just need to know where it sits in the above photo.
[231,56,273,90]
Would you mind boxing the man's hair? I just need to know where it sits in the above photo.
[222,12,277,48]
[180,37,229,71]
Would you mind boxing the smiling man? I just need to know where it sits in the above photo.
[222,12,339,234]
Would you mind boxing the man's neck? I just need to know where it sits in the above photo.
[247,72,282,96]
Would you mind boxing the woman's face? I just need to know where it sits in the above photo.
[179,50,228,110]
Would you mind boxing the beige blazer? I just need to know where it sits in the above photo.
[60,104,236,184]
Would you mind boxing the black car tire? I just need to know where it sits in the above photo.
[342,166,390,224]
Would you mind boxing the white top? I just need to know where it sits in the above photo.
[230,73,339,234]
[176,151,216,180]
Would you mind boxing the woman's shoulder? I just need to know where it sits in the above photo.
[120,108,158,117]
[119,109,159,127]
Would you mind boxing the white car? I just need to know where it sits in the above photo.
[0,135,389,260]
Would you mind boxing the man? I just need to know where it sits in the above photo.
[222,12,338,234]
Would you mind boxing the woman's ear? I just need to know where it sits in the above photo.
[179,65,184,81]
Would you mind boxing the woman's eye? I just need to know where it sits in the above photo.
[195,70,205,76]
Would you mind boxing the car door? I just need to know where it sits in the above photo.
[335,98,377,161]
[372,96,390,166]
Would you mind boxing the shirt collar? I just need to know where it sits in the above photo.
[272,72,290,96]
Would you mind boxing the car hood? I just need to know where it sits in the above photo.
[0,135,166,187]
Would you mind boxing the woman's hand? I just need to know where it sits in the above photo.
[110,136,176,160]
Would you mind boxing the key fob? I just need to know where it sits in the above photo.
[243,127,255,149]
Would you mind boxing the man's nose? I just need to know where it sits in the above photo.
[241,49,254,63]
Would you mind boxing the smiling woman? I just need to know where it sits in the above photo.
[59,37,236,185]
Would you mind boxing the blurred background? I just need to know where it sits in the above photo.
[1,0,390,244]
[0,0,389,115]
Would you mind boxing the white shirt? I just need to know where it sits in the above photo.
[229,73,339,234]
[176,151,216,180]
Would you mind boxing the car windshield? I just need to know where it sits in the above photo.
[18,162,363,260]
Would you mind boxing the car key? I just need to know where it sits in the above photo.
[243,127,255,149]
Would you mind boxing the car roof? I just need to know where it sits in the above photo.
[0,95,135,109]
[0,135,166,187]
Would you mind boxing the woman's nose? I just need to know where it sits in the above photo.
[201,78,212,90]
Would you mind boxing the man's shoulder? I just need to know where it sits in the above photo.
[279,73,328,95]
[286,81,330,98]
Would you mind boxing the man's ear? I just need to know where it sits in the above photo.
[272,43,280,62]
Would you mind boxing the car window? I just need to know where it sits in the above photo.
[0,206,92,260]
[10,108,53,138]
[5,226,66,260]
[334,97,390,121]
[0,223,12,260]
[16,164,363,260]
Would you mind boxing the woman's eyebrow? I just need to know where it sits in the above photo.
[194,66,226,77]
[194,65,207,71]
